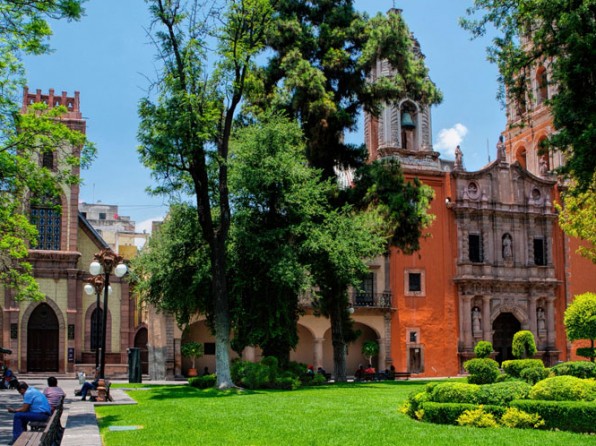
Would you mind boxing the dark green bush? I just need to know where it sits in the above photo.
[272,376,301,390]
[576,347,596,361]
[512,330,537,358]
[430,382,480,404]
[474,341,493,359]
[420,402,505,425]
[529,375,596,401]
[476,381,531,406]
[551,361,596,379]
[188,374,216,389]
[520,366,550,385]
[502,359,544,378]
[511,399,596,433]
[464,358,500,384]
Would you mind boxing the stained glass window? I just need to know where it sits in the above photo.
[30,205,61,250]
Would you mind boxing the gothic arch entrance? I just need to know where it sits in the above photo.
[134,327,149,374]
[27,303,59,372]
[492,312,521,365]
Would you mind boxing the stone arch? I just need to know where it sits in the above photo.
[83,299,112,354]
[322,322,381,376]
[490,305,529,328]
[515,145,527,169]
[182,319,240,374]
[398,99,421,151]
[134,324,149,374]
[20,298,66,373]
[290,323,316,367]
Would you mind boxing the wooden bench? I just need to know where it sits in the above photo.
[89,379,112,402]
[393,371,411,380]
[15,401,63,446]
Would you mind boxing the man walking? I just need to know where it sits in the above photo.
[7,382,51,443]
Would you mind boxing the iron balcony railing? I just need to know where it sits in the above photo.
[349,291,392,308]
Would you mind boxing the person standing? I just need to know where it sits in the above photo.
[7,382,51,443]
[43,377,65,413]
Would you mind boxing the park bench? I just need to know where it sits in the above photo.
[393,371,411,380]
[89,379,112,402]
[15,398,64,446]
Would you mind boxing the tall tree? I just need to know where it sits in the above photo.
[0,1,92,300]
[461,0,596,192]
[138,0,272,388]
[251,3,440,380]
[564,292,596,362]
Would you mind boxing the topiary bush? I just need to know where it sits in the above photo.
[500,407,545,429]
[520,366,550,385]
[188,374,217,389]
[529,375,596,401]
[502,359,544,378]
[401,390,432,420]
[476,381,531,406]
[512,330,537,359]
[456,406,499,428]
[430,382,480,404]
[511,400,596,433]
[474,341,493,359]
[551,360,596,379]
[464,358,500,384]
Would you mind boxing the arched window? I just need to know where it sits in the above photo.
[30,196,61,250]
[516,146,527,169]
[400,101,418,151]
[536,66,548,105]
[90,308,104,351]
[42,151,54,170]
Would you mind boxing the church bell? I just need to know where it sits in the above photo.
[401,112,416,129]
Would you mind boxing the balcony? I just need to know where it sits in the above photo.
[350,292,392,309]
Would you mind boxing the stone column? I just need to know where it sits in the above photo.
[377,337,386,370]
[462,295,473,350]
[546,297,556,349]
[528,296,538,340]
[482,296,492,342]
[314,338,324,369]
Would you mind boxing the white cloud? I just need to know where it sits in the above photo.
[434,123,468,158]
[134,215,165,249]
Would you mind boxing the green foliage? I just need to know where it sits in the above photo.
[564,292,596,361]
[417,402,505,426]
[230,357,303,390]
[456,406,499,428]
[461,1,596,192]
[474,341,493,359]
[520,367,550,385]
[361,340,379,364]
[529,376,596,402]
[476,381,531,406]
[511,399,596,433]
[502,359,544,378]
[551,361,596,379]
[512,331,537,359]
[400,388,432,419]
[272,376,301,390]
[464,358,500,384]
[430,382,480,404]
[188,374,216,389]
[180,342,203,370]
[500,407,545,429]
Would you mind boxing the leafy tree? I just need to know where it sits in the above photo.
[564,292,596,362]
[0,1,92,301]
[361,340,379,366]
[512,330,537,359]
[557,174,596,264]
[252,2,440,381]
[180,341,204,371]
[138,0,272,388]
[461,0,596,192]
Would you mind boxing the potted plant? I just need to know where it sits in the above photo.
[181,341,204,377]
[362,340,379,367]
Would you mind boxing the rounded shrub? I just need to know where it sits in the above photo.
[502,359,544,378]
[474,341,494,359]
[464,358,500,384]
[512,330,537,358]
[520,366,550,385]
[551,361,596,379]
[476,381,531,405]
[430,382,480,404]
[529,375,596,401]
[500,407,545,429]
[188,374,216,389]
[401,389,431,419]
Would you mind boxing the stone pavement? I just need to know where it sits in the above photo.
[0,376,180,446]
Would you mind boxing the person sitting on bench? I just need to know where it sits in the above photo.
[80,368,100,401]
[43,377,65,412]
[7,382,51,443]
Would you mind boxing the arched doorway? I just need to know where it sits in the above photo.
[27,303,59,372]
[134,327,149,374]
[492,312,521,365]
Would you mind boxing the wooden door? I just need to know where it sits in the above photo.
[27,304,59,372]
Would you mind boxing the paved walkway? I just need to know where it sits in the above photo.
[0,376,180,446]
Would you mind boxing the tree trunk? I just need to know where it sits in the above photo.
[329,290,348,382]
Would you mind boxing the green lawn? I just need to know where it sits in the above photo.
[96,381,596,446]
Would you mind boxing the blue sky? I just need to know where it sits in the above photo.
[24,0,504,231]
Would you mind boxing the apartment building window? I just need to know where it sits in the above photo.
[356,273,374,306]
[469,233,483,263]
[534,238,546,266]
[404,269,425,296]
[99,212,106,220]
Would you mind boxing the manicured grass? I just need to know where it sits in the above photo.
[97,381,596,446]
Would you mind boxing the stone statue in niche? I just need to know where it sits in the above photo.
[537,307,546,332]
[502,234,513,261]
[472,307,481,335]
[497,135,506,161]
[539,156,549,175]
[454,145,463,170]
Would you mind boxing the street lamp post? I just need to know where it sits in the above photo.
[88,248,127,380]
[83,275,109,370]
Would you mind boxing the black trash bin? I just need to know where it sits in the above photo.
[128,347,142,383]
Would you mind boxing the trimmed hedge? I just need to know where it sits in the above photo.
[520,366,550,385]
[420,402,505,425]
[430,382,480,404]
[464,358,500,384]
[188,374,216,389]
[511,399,596,433]
[551,361,596,379]
[502,359,544,378]
[529,375,596,401]
[476,381,531,405]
